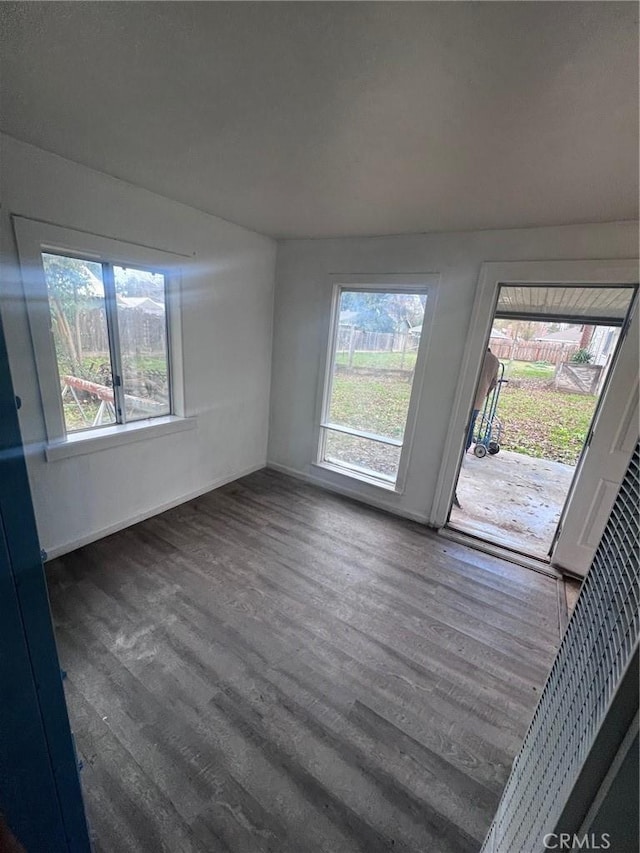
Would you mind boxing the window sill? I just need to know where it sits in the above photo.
[313,461,401,493]
[45,415,197,462]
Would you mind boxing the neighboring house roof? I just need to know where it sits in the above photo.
[84,290,165,317]
[83,269,165,314]
[489,328,511,340]
[535,328,582,343]
[117,296,165,314]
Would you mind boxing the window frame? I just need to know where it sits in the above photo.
[13,216,191,455]
[316,274,439,493]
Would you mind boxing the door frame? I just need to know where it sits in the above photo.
[0,309,91,850]
[430,258,640,529]
[551,295,639,574]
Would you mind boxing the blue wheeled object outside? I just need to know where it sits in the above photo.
[473,362,508,458]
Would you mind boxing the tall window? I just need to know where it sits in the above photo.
[319,288,428,487]
[41,252,171,434]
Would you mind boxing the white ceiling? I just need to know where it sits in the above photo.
[0,2,638,239]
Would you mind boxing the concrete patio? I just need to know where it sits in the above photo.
[449,448,575,558]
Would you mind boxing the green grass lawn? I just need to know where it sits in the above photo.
[495,386,595,464]
[334,354,555,377]
[504,360,556,381]
[335,350,418,370]
[330,364,597,465]
[329,375,411,439]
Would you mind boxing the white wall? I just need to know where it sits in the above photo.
[0,135,276,556]
[268,222,639,522]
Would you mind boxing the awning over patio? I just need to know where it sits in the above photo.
[495,285,636,325]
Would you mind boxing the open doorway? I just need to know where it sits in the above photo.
[447,284,637,561]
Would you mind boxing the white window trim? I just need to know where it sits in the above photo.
[12,216,191,456]
[316,273,440,493]
[44,415,197,462]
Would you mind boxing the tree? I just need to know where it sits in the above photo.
[503,319,541,370]
[42,254,97,376]
[513,320,538,342]
[340,292,424,332]
[114,266,164,298]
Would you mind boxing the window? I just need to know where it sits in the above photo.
[14,217,189,457]
[41,253,171,433]
[318,285,430,488]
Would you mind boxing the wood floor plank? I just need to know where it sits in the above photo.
[64,680,208,853]
[46,469,560,852]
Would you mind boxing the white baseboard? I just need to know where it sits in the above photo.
[44,462,266,560]
[266,460,430,525]
[265,460,310,483]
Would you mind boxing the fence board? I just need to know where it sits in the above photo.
[489,341,579,365]
[77,307,166,356]
[336,327,579,366]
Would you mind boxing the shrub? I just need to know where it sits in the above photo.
[570,348,593,364]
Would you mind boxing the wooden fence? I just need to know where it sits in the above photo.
[336,326,411,354]
[77,307,166,354]
[336,327,580,367]
[489,340,579,365]
[336,326,420,363]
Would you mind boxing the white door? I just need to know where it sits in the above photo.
[551,299,639,576]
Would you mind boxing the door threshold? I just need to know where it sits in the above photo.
[440,525,562,579]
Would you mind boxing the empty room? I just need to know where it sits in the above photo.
[0,3,638,853]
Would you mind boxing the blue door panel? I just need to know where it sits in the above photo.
[0,308,91,850]
[0,520,69,851]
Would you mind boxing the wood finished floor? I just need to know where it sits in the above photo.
[47,469,563,853]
